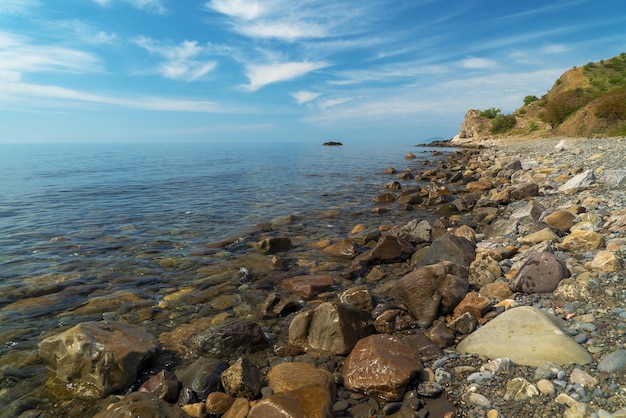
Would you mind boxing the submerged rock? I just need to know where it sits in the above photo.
[93,392,187,418]
[39,321,159,399]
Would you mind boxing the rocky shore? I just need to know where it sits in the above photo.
[16,137,626,418]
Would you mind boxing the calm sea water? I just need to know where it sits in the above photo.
[0,140,453,413]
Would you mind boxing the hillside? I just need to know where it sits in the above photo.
[451,53,626,145]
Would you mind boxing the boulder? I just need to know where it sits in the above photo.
[559,230,605,252]
[289,302,373,355]
[395,261,469,327]
[387,219,431,244]
[342,334,423,401]
[510,182,539,200]
[558,170,595,192]
[39,321,159,398]
[508,252,570,293]
[544,210,577,232]
[266,362,335,395]
[186,318,269,361]
[373,192,396,203]
[256,237,292,253]
[248,385,333,418]
[417,233,476,268]
[456,306,591,367]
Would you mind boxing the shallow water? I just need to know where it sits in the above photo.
[0,140,454,414]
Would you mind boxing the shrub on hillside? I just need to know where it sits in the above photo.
[480,107,501,118]
[490,114,516,134]
[594,87,626,122]
[523,95,539,106]
[540,88,595,127]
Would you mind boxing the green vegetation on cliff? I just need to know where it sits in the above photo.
[469,53,626,139]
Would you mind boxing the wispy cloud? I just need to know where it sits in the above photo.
[244,61,329,91]
[460,57,498,69]
[0,0,41,15]
[132,37,218,81]
[0,31,103,81]
[0,80,231,113]
[291,90,321,105]
[540,44,569,54]
[92,0,168,15]
[328,62,448,86]
[204,0,375,42]
[319,97,351,109]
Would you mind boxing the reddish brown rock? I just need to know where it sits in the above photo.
[374,192,396,203]
[395,261,469,328]
[280,274,334,298]
[342,334,423,401]
[373,308,419,334]
[93,392,187,418]
[466,177,493,192]
[266,362,335,395]
[508,252,570,293]
[479,282,514,301]
[206,392,235,415]
[248,385,333,418]
[399,330,445,362]
[510,182,539,200]
[321,239,359,259]
[222,398,250,418]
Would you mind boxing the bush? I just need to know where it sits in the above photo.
[595,87,626,122]
[523,95,539,106]
[480,107,501,118]
[490,114,516,134]
[541,88,595,127]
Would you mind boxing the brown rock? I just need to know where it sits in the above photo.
[469,255,501,287]
[39,321,159,399]
[508,252,570,294]
[448,312,478,335]
[139,370,179,403]
[395,261,469,327]
[259,293,301,318]
[373,308,419,334]
[453,292,492,320]
[518,227,561,245]
[559,230,605,252]
[587,250,622,273]
[322,239,359,259]
[479,282,514,301]
[221,357,261,399]
[93,392,187,418]
[342,334,423,401]
[248,385,333,418]
[288,302,373,355]
[544,210,577,232]
[510,182,539,200]
[363,235,414,264]
[397,192,423,205]
[339,285,373,310]
[374,192,396,203]
[466,177,493,192]
[280,275,334,298]
[181,403,206,418]
[417,233,476,268]
[426,320,456,348]
[399,330,445,362]
[206,392,235,415]
[222,397,250,418]
[256,237,292,253]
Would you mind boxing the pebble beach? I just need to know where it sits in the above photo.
[3,136,626,418]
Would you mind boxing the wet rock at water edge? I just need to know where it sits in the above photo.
[39,321,159,399]
[185,318,269,361]
[139,370,179,403]
[362,235,415,264]
[289,301,373,355]
[255,237,292,253]
[93,392,187,418]
[416,233,476,268]
[221,357,262,399]
[176,357,228,401]
[342,334,423,401]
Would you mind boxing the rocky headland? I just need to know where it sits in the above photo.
[10,137,626,418]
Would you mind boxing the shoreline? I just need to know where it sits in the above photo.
[7,137,626,417]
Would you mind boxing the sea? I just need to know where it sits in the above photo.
[0,140,455,414]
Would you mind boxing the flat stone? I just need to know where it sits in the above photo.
[598,350,626,373]
[322,239,359,259]
[479,282,514,301]
[558,170,595,192]
[518,228,561,245]
[280,275,334,298]
[248,385,333,418]
[456,306,591,367]
[363,235,414,264]
[93,392,187,418]
[266,362,335,395]
[544,210,577,232]
[205,392,235,415]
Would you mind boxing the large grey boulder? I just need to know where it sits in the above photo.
[39,321,159,398]
[456,306,591,367]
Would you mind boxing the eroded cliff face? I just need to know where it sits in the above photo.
[449,110,494,146]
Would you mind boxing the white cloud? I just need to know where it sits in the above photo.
[319,97,351,109]
[132,37,218,81]
[0,80,227,113]
[291,90,321,105]
[92,0,167,15]
[244,61,329,91]
[207,0,267,20]
[0,0,41,15]
[0,31,103,81]
[540,44,568,54]
[460,57,498,69]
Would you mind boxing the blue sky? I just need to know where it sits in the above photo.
[0,0,624,143]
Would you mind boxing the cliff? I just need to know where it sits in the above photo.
[451,53,626,145]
